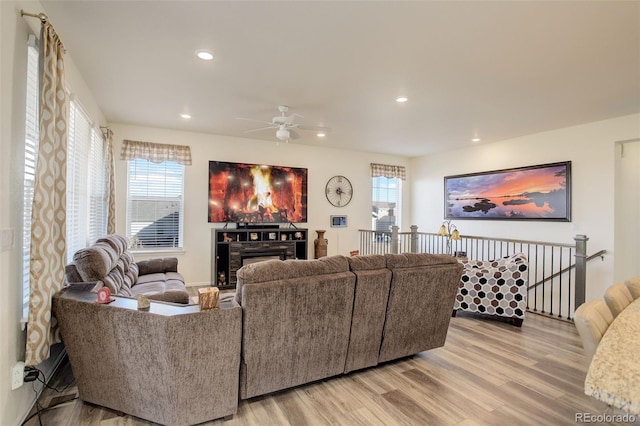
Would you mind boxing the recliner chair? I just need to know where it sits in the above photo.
[603,282,634,318]
[624,276,640,300]
[574,299,614,366]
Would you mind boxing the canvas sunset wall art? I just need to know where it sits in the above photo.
[445,162,571,221]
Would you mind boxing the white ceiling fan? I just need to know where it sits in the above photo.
[236,105,330,141]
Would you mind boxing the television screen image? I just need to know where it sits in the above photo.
[208,161,308,223]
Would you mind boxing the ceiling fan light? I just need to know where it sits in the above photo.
[196,50,214,61]
[276,128,290,141]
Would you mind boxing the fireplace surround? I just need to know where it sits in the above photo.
[212,228,307,288]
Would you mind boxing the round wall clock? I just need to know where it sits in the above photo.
[325,175,353,207]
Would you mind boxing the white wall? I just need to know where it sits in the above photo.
[411,114,640,301]
[0,1,107,424]
[109,123,410,285]
[614,139,640,282]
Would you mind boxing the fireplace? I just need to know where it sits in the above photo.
[241,249,288,266]
[227,241,296,287]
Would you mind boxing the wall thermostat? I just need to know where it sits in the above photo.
[330,215,347,228]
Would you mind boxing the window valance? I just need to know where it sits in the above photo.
[371,163,406,180]
[120,139,192,165]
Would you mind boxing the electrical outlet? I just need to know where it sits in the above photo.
[11,362,25,390]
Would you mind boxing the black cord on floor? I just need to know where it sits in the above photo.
[27,382,42,426]
[34,369,75,393]
[20,366,78,426]
[20,395,79,426]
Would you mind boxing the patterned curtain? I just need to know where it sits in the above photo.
[105,129,116,233]
[120,139,192,165]
[26,21,68,366]
[371,163,407,180]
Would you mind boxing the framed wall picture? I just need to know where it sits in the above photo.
[444,161,571,221]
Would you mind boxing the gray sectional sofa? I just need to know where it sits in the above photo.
[235,252,463,399]
[53,246,463,425]
[53,286,241,426]
[65,234,190,303]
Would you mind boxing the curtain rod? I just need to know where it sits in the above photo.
[100,127,113,138]
[20,10,48,23]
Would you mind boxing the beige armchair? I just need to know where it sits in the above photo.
[604,282,634,318]
[574,299,614,366]
[624,276,640,300]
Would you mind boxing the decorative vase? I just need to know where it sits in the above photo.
[314,230,328,259]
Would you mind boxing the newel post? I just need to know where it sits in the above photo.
[574,234,588,308]
[391,226,399,254]
[410,225,418,253]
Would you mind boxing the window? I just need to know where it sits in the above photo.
[372,176,402,233]
[66,101,108,262]
[22,37,39,318]
[126,159,184,249]
[88,129,108,243]
[22,35,108,318]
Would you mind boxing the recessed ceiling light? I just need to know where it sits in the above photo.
[396,96,408,103]
[196,50,214,61]
[472,138,481,142]
[317,132,326,138]
[180,113,192,119]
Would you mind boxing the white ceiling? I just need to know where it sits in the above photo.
[40,1,640,157]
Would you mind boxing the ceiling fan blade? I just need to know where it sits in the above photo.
[244,126,277,133]
[288,129,301,140]
[296,125,331,133]
[236,117,274,126]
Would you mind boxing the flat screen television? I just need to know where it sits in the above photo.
[208,161,308,224]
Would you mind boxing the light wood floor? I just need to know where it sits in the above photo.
[24,312,639,426]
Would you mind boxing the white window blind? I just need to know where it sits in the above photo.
[66,100,108,262]
[67,101,90,261]
[126,159,184,249]
[22,38,39,318]
[88,127,107,244]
